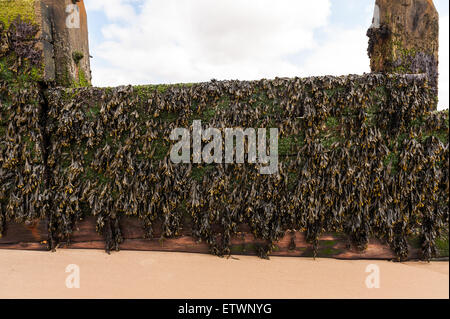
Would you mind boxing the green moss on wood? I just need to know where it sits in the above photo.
[318,247,343,256]
[436,235,449,258]
[0,0,36,28]
[75,68,89,88]
[72,51,84,65]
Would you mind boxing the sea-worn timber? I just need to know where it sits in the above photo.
[367,0,439,104]
[0,0,91,85]
[0,2,448,261]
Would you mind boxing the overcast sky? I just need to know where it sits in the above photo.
[85,0,449,110]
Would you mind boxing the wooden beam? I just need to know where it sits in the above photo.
[0,217,421,260]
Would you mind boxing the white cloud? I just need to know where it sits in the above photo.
[86,0,449,110]
[301,26,370,77]
[86,0,140,21]
[88,0,331,86]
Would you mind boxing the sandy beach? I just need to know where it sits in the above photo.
[0,249,448,299]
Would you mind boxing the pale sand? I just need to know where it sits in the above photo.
[0,250,448,299]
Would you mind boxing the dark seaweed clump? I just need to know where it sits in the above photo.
[1,18,448,261]
[45,75,448,260]
[0,17,47,237]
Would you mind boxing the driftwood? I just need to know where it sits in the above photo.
[0,217,421,260]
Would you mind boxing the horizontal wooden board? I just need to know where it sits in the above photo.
[0,217,422,260]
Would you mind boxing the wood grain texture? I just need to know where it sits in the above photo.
[0,217,420,260]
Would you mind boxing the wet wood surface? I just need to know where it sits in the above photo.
[0,217,419,260]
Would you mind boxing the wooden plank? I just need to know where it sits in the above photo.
[0,217,420,260]
[0,220,47,244]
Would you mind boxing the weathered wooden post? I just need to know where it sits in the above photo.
[0,0,91,86]
[42,0,91,86]
[367,0,439,105]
